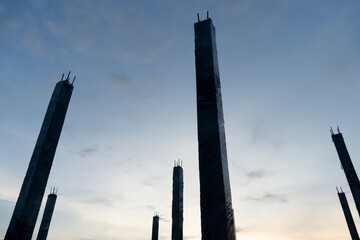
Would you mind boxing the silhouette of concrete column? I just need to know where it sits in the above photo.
[151,213,159,240]
[172,160,183,240]
[194,15,236,240]
[36,189,58,240]
[5,73,74,240]
[337,187,360,240]
[331,127,360,216]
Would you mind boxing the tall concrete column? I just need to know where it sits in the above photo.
[194,16,236,240]
[36,189,58,240]
[172,161,183,240]
[151,214,159,240]
[5,73,75,240]
[337,188,360,240]
[331,127,360,216]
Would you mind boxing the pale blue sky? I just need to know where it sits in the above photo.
[1,0,360,239]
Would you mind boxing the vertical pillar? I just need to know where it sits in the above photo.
[172,160,183,240]
[5,73,74,240]
[331,127,360,216]
[194,16,236,240]
[36,189,58,240]
[337,188,360,240]
[151,214,159,240]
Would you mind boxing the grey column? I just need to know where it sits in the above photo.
[5,74,74,240]
[172,162,183,240]
[151,214,159,240]
[332,128,360,216]
[36,191,57,240]
[337,188,360,240]
[194,17,236,240]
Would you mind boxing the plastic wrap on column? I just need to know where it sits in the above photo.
[195,17,236,240]
[152,214,159,240]
[172,163,183,240]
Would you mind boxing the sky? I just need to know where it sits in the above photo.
[0,0,360,239]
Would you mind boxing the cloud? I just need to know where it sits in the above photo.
[243,192,289,203]
[111,74,147,102]
[69,145,99,158]
[41,1,171,60]
[111,74,163,103]
[141,175,165,187]
[141,181,153,187]
[43,3,100,55]
[63,124,76,137]
[249,123,292,149]
[113,75,131,88]
[0,3,4,13]
[79,197,113,207]
[235,225,245,233]
[239,169,271,186]
[144,205,155,211]
[0,13,48,57]
[90,121,107,136]
[62,189,125,207]
[117,158,143,173]
[246,169,267,179]
[124,108,139,123]
[1,1,172,61]
[159,215,170,223]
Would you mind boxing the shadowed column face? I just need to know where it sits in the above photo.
[172,166,183,240]
[5,79,73,240]
[338,191,360,240]
[151,215,160,240]
[36,193,57,240]
[332,132,360,216]
[194,18,236,240]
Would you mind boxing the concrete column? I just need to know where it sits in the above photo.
[36,190,57,240]
[337,188,360,240]
[194,17,236,240]
[172,161,183,240]
[5,73,74,240]
[151,214,159,240]
[331,128,360,216]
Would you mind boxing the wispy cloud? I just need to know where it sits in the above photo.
[113,75,131,88]
[240,169,271,186]
[69,145,99,158]
[0,13,48,57]
[62,189,126,208]
[246,169,267,179]
[111,74,163,103]
[235,225,247,233]
[144,205,155,211]
[249,123,292,149]
[79,196,113,207]
[89,121,107,136]
[141,175,165,187]
[243,192,289,203]
[63,124,76,137]
[159,215,170,223]
[1,1,172,61]
[41,1,171,60]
